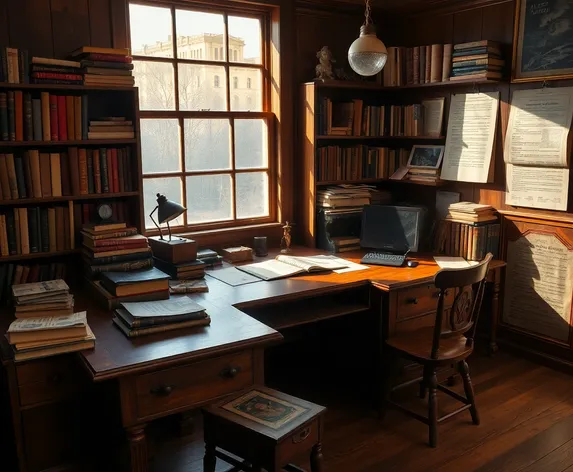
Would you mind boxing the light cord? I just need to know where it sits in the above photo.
[364,0,372,25]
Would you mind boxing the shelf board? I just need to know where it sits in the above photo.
[0,82,137,92]
[0,249,79,263]
[0,139,137,147]
[317,178,445,187]
[308,78,502,91]
[0,192,140,206]
[316,135,445,141]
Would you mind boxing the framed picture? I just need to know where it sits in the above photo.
[407,145,445,169]
[512,0,573,83]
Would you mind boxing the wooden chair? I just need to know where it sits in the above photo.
[382,253,493,447]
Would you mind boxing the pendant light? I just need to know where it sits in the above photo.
[348,0,388,77]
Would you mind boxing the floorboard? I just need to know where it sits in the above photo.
[148,351,573,472]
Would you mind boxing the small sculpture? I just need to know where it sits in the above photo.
[315,46,336,81]
[281,221,293,254]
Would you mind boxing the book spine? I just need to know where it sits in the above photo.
[86,53,132,63]
[430,44,443,83]
[0,93,8,141]
[87,258,152,276]
[19,207,29,255]
[0,49,7,83]
[118,148,125,192]
[50,153,62,197]
[41,92,51,141]
[413,46,420,84]
[74,96,82,141]
[67,147,80,196]
[40,207,49,252]
[14,90,23,141]
[22,93,32,141]
[55,207,64,251]
[93,149,102,193]
[19,50,29,84]
[49,95,58,141]
[39,152,52,197]
[13,206,20,253]
[48,208,56,252]
[442,43,452,81]
[106,148,113,193]
[424,45,431,83]
[57,95,67,141]
[32,99,42,141]
[79,148,88,194]
[87,150,94,194]
[6,48,15,83]
[23,151,33,198]
[60,152,71,196]
[6,211,17,254]
[28,207,39,253]
[7,91,15,140]
[65,96,75,140]
[111,148,119,193]
[99,148,109,193]
[32,79,83,85]
[31,72,83,81]
[13,154,26,198]
[0,215,8,257]
[81,95,88,140]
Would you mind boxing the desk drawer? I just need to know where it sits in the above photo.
[397,285,454,320]
[16,356,85,407]
[135,351,253,419]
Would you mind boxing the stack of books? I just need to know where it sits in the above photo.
[447,202,497,222]
[0,47,29,84]
[330,236,360,253]
[405,167,442,184]
[30,57,82,85]
[7,310,95,361]
[451,40,504,81]
[197,249,223,267]
[12,279,73,318]
[88,117,135,140]
[221,246,254,263]
[0,262,66,302]
[112,297,211,338]
[317,185,392,210]
[382,44,453,86]
[81,222,152,277]
[153,257,206,280]
[70,47,134,88]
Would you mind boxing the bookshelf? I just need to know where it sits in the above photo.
[313,78,502,92]
[0,83,143,289]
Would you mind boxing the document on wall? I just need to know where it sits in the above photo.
[504,88,573,211]
[440,92,499,183]
[504,88,573,167]
[503,232,573,343]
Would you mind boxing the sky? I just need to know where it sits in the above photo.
[129,3,261,59]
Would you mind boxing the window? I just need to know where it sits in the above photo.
[247,78,251,89]
[129,3,271,232]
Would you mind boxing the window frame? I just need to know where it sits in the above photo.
[129,0,276,235]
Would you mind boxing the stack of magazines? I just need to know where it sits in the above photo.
[12,279,74,318]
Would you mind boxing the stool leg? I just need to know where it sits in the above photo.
[459,360,480,425]
[428,370,438,448]
[203,443,216,472]
[310,443,324,472]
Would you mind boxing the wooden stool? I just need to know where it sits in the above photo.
[202,386,326,472]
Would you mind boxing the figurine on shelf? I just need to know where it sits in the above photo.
[315,46,336,81]
[281,221,293,254]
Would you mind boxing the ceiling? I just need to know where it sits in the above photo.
[297,0,496,14]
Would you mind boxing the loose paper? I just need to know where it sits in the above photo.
[441,92,499,183]
[503,232,573,343]
[433,256,478,269]
[505,164,569,211]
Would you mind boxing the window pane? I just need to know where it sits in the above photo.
[130,4,173,58]
[178,64,226,111]
[228,16,262,65]
[143,178,184,229]
[236,172,269,219]
[176,10,225,61]
[235,119,268,169]
[230,67,262,111]
[141,119,181,174]
[187,175,232,223]
[184,119,230,171]
[134,61,175,110]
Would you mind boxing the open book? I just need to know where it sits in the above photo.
[236,255,348,281]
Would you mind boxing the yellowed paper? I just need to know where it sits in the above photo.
[422,98,445,137]
[504,88,573,167]
[8,311,87,333]
[505,164,569,211]
[441,92,499,183]
[503,233,573,343]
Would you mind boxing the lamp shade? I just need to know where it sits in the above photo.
[156,193,186,223]
[348,24,388,77]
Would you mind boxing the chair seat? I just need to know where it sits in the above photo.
[386,328,473,362]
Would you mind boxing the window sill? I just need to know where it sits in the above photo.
[146,222,284,249]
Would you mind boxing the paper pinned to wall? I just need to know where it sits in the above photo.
[440,92,499,183]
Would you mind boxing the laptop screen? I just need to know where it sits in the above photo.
[360,205,423,253]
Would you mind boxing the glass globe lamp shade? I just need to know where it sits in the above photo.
[348,25,388,77]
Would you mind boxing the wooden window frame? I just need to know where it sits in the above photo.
[129,0,277,236]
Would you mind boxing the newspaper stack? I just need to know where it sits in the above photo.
[6,311,95,362]
[12,280,74,319]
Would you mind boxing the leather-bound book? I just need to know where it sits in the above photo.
[87,150,94,194]
[39,152,52,197]
[57,95,67,141]
[28,207,39,253]
[55,206,65,251]
[74,96,82,141]
[413,47,420,84]
[78,148,88,195]
[66,96,75,140]
[49,153,62,197]
[100,148,109,193]
[12,154,26,198]
[425,45,431,83]
[23,93,32,141]
[32,99,42,141]
[93,149,102,193]
[0,93,8,141]
[60,152,71,196]
[430,44,443,83]
[442,44,452,81]
[48,208,56,252]
[29,150,41,198]
[40,208,49,252]
[49,95,58,141]
[40,92,51,141]
[0,154,11,200]
[14,91,23,141]
[67,147,80,196]
[7,91,15,140]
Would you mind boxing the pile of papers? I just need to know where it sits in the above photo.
[446,202,497,223]
[12,280,74,319]
[317,185,392,211]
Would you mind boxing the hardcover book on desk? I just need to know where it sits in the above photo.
[99,267,170,297]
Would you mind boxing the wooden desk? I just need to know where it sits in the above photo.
[0,249,505,472]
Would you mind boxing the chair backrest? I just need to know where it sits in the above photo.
[430,253,493,359]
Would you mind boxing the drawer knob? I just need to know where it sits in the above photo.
[150,385,174,396]
[406,297,418,305]
[292,427,311,444]
[220,366,241,378]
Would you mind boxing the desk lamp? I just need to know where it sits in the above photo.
[148,193,197,263]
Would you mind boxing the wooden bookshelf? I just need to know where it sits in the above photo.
[0,82,136,92]
[0,249,79,262]
[311,78,502,91]
[0,139,137,147]
[316,135,445,141]
[0,191,140,206]
[317,178,445,187]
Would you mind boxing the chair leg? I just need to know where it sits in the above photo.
[428,370,438,448]
[310,443,324,472]
[458,360,480,425]
[203,443,216,472]
[419,364,430,399]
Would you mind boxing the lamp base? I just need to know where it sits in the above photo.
[149,236,198,264]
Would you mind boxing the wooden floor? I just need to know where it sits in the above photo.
[148,351,573,472]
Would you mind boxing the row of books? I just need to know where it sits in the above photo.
[0,262,66,302]
[72,47,135,88]
[439,219,500,260]
[451,40,504,81]
[317,146,409,182]
[0,206,74,256]
[0,92,87,142]
[81,222,152,277]
[382,44,453,87]
[0,47,29,84]
[0,147,135,201]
